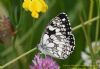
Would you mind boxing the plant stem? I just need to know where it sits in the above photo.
[95,0,100,48]
[95,0,100,57]
[72,16,99,31]
[1,47,37,69]
[88,0,94,23]
[87,0,96,66]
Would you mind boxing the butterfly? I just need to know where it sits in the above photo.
[38,12,75,59]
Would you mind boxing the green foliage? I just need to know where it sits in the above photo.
[0,0,100,69]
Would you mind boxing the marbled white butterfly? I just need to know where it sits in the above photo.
[38,12,75,59]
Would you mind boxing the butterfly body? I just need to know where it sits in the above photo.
[38,12,75,59]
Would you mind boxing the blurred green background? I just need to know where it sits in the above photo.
[0,0,100,69]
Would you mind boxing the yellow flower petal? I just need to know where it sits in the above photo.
[39,0,48,12]
[29,0,42,12]
[41,4,48,13]
[22,0,31,11]
[31,11,39,18]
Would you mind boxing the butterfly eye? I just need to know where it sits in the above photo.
[38,12,75,59]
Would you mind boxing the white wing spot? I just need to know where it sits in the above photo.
[43,34,49,44]
[48,26,55,31]
[62,18,66,21]
[47,43,54,47]
[57,47,62,51]
[56,28,60,32]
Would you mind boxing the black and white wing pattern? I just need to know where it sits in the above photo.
[38,12,75,59]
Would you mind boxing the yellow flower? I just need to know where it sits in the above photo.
[22,0,48,18]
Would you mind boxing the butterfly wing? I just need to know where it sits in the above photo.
[38,12,75,59]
